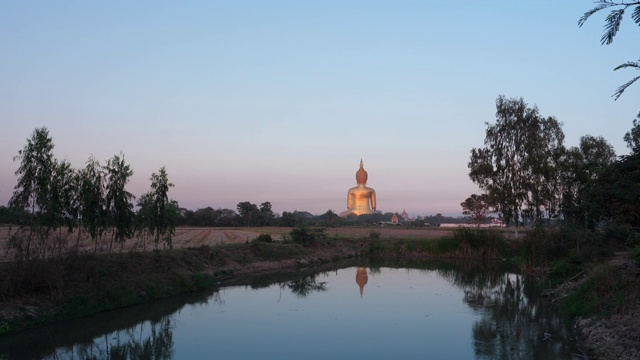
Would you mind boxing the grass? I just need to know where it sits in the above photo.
[366,228,508,259]
[560,264,625,320]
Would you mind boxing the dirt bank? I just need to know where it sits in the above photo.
[543,252,640,360]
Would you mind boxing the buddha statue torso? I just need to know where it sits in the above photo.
[340,160,380,218]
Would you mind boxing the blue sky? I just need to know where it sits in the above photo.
[1,1,638,217]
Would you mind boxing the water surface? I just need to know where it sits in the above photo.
[0,262,578,359]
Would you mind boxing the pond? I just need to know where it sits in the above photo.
[0,261,579,359]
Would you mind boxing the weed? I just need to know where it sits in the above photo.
[368,230,381,240]
[0,321,8,335]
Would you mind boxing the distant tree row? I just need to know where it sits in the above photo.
[467,95,640,232]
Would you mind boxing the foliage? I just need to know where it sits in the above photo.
[104,153,135,251]
[253,233,273,243]
[624,113,640,152]
[595,150,640,227]
[469,96,565,231]
[79,156,107,252]
[289,225,326,247]
[578,1,640,100]
[562,135,617,229]
[0,321,8,335]
[236,201,259,226]
[149,167,176,249]
[460,193,494,227]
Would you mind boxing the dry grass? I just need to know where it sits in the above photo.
[0,225,452,262]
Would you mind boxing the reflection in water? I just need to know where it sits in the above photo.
[1,261,578,359]
[433,262,576,359]
[53,316,174,360]
[284,274,327,298]
[356,267,368,298]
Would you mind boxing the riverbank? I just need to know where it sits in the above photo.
[0,238,364,335]
[1,228,638,359]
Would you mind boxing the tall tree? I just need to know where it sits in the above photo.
[79,156,107,252]
[561,135,616,228]
[104,153,135,251]
[149,166,175,249]
[578,1,640,100]
[469,96,563,235]
[9,127,57,260]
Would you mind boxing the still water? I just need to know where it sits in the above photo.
[0,262,579,359]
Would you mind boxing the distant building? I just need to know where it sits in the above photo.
[391,214,399,223]
[401,209,408,221]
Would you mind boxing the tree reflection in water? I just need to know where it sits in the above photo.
[284,274,327,298]
[436,262,576,360]
[45,315,174,360]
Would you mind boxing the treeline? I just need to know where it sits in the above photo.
[468,95,640,231]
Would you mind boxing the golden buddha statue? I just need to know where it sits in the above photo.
[340,159,380,218]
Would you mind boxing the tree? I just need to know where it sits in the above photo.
[79,156,107,252]
[561,135,616,228]
[104,153,135,251]
[237,201,259,226]
[461,194,493,227]
[10,127,56,227]
[469,96,564,235]
[149,166,175,249]
[259,201,274,226]
[579,1,640,100]
[9,127,57,260]
[624,112,640,152]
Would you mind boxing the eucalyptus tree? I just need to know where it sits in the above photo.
[469,96,564,235]
[524,116,566,224]
[50,159,79,233]
[9,127,57,260]
[79,156,107,253]
[578,1,640,101]
[149,166,175,249]
[135,191,155,251]
[104,153,135,251]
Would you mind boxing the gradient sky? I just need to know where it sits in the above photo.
[1,1,638,217]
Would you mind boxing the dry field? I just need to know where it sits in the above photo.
[0,226,451,262]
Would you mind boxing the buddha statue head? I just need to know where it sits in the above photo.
[356,159,368,185]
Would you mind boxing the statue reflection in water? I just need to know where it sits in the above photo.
[356,267,368,298]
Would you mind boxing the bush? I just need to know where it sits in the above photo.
[253,234,273,243]
[289,226,326,247]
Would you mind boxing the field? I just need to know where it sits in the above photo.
[0,226,451,262]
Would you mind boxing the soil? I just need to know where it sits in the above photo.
[544,251,640,360]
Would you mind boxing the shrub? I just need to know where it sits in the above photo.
[253,233,273,243]
[290,225,326,247]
